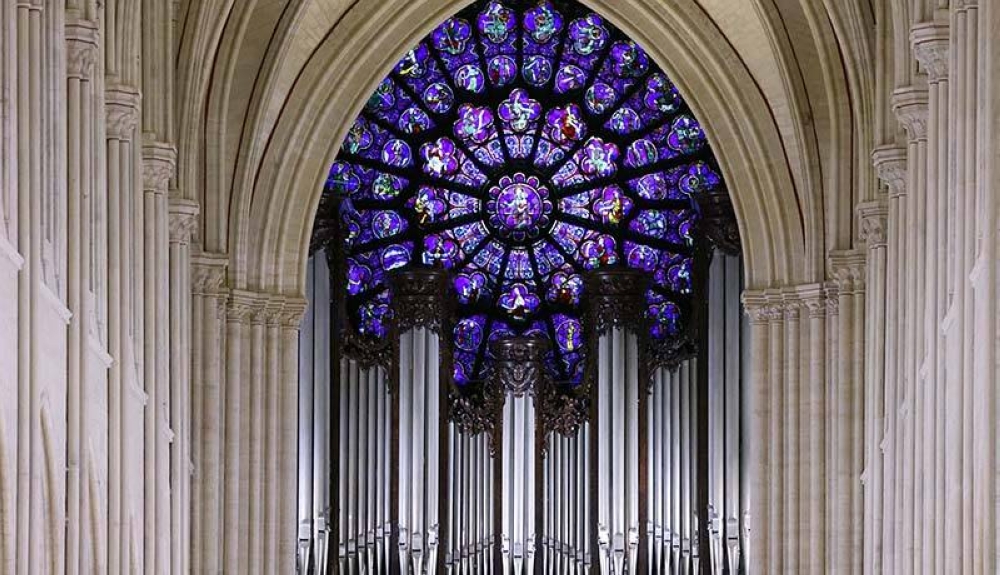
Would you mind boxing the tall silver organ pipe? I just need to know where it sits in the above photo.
[586,269,648,575]
[297,250,747,575]
[490,337,548,575]
[391,268,453,575]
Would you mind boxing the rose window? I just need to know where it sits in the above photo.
[328,0,726,385]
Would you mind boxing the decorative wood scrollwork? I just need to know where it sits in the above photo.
[342,331,392,372]
[389,267,454,337]
[697,190,741,256]
[584,268,649,339]
[488,337,549,397]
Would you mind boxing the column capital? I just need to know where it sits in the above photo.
[388,267,453,336]
[66,19,98,80]
[829,249,867,293]
[192,252,228,295]
[742,291,783,324]
[891,86,929,141]
[489,336,549,398]
[169,197,200,244]
[911,21,950,82]
[278,298,309,329]
[857,199,889,248]
[143,141,177,193]
[105,84,141,140]
[226,290,261,323]
[584,268,648,337]
[872,145,908,197]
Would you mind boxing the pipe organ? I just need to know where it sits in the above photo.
[298,252,747,575]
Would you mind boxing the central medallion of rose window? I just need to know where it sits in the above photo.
[486,173,553,241]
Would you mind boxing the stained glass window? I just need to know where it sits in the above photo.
[328,0,725,386]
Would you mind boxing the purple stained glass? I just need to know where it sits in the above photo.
[553,315,583,353]
[455,316,486,352]
[547,271,583,305]
[579,138,619,177]
[555,65,586,93]
[585,83,617,115]
[523,55,553,86]
[546,104,586,144]
[421,138,460,176]
[666,115,706,154]
[331,0,725,385]
[478,1,516,44]
[488,56,518,86]
[525,2,563,44]
[498,283,541,319]
[499,89,542,132]
[592,186,633,225]
[455,64,486,93]
[486,173,553,241]
[399,108,431,135]
[423,83,455,114]
[433,18,472,55]
[381,139,413,167]
[569,15,608,56]
[455,271,490,304]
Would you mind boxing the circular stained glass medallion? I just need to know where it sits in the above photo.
[327,0,725,386]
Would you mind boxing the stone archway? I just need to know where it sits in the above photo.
[187,1,863,572]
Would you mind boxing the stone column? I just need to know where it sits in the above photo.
[64,17,98,575]
[224,290,254,572]
[168,197,197,575]
[829,250,867,575]
[104,83,140,575]
[190,252,228,574]
[871,145,906,575]
[857,197,888,575]
[892,84,928,575]
[279,299,309,574]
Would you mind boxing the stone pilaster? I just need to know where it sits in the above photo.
[64,17,99,575]
[190,252,227,574]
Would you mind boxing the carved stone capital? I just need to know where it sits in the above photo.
[279,298,309,329]
[192,252,228,295]
[66,20,98,80]
[169,197,199,244]
[743,292,783,324]
[857,199,889,248]
[143,141,177,192]
[488,337,549,398]
[226,291,258,323]
[389,267,453,336]
[584,268,648,337]
[829,250,867,293]
[911,22,950,82]
[697,190,741,256]
[891,87,929,141]
[105,85,141,140]
[872,146,907,197]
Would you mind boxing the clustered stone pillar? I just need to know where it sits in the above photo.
[863,4,1000,572]
[585,268,647,575]
[491,336,548,575]
[64,15,98,575]
[191,252,228,573]
[743,279,862,574]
